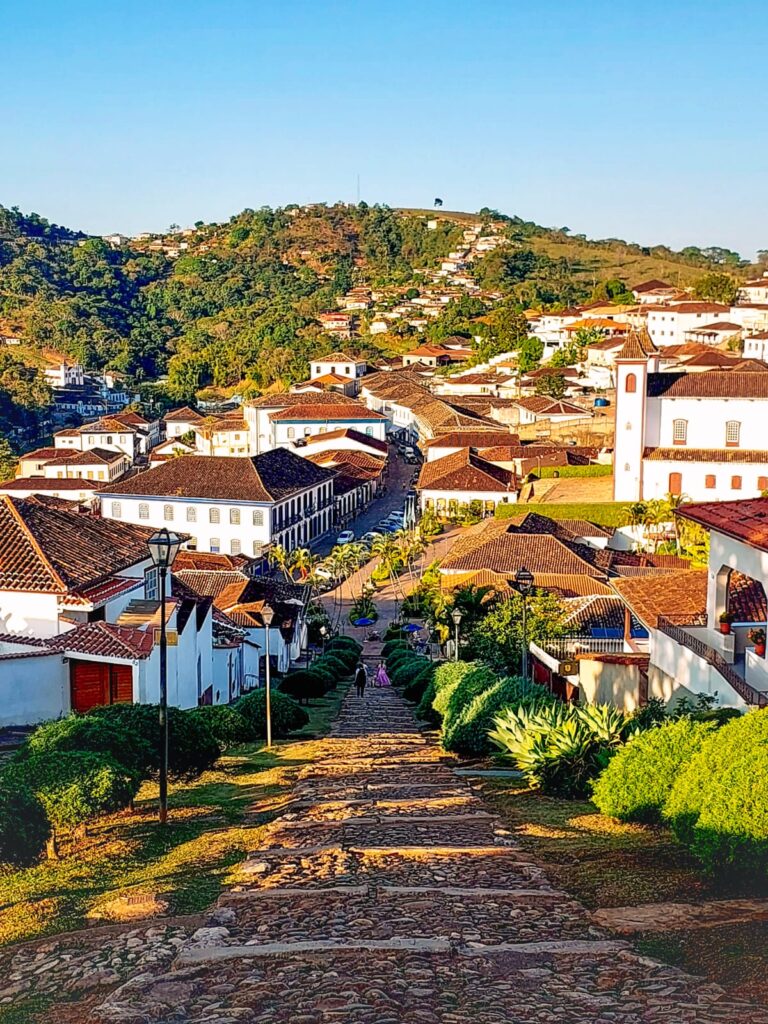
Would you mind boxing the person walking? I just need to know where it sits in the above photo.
[354,661,367,698]
[375,661,391,688]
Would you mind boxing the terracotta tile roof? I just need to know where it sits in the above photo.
[729,570,767,623]
[173,551,254,572]
[678,352,740,368]
[441,529,604,576]
[0,478,105,492]
[248,392,358,409]
[632,279,670,293]
[19,447,61,463]
[531,574,614,597]
[174,570,248,599]
[731,359,768,372]
[300,373,353,387]
[561,595,631,632]
[438,569,512,594]
[514,397,591,416]
[617,327,658,360]
[426,430,521,448]
[180,573,304,636]
[647,372,768,399]
[103,450,334,502]
[0,495,154,593]
[678,498,768,553]
[417,449,517,493]
[45,448,125,467]
[269,403,386,422]
[564,318,630,332]
[644,447,768,464]
[199,417,248,433]
[663,302,732,314]
[47,621,154,659]
[164,406,204,423]
[686,321,742,333]
[611,570,707,628]
[305,450,385,480]
[301,428,388,453]
[63,575,144,608]
[313,351,359,362]
[110,412,150,428]
[76,416,139,435]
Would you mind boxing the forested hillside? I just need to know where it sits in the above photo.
[0,201,757,412]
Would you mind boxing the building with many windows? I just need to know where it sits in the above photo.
[100,448,336,556]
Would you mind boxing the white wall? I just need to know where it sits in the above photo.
[642,459,768,501]
[649,628,748,710]
[0,592,61,637]
[649,396,768,450]
[0,651,68,726]
[613,360,647,502]
[421,488,517,511]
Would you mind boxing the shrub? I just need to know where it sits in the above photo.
[383,623,406,641]
[402,662,438,703]
[591,718,717,823]
[21,715,153,776]
[391,657,429,689]
[187,706,252,750]
[314,654,353,679]
[441,664,498,735]
[382,639,408,659]
[279,670,327,703]
[0,780,50,866]
[443,676,553,757]
[236,689,309,738]
[304,664,336,692]
[86,704,221,779]
[326,636,361,656]
[664,710,768,870]
[387,651,418,676]
[490,703,637,799]
[1,751,140,833]
[432,662,477,720]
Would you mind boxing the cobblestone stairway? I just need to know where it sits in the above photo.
[89,689,768,1024]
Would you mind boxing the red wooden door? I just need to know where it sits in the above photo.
[668,472,682,496]
[71,662,133,712]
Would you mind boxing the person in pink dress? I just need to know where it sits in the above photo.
[375,661,391,687]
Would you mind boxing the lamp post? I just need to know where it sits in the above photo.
[451,607,462,663]
[261,606,274,749]
[514,566,534,682]
[147,527,182,825]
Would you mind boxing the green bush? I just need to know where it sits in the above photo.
[402,662,438,703]
[490,702,637,799]
[432,662,477,720]
[383,623,406,641]
[591,718,717,823]
[441,664,497,734]
[326,636,361,656]
[303,664,335,692]
[391,657,429,689]
[314,654,353,679]
[664,710,768,871]
[0,780,50,866]
[87,704,221,779]
[1,751,140,832]
[279,670,327,703]
[236,689,309,738]
[443,676,552,757]
[387,650,418,675]
[21,715,153,776]
[416,676,440,724]
[382,639,408,659]
[187,706,252,750]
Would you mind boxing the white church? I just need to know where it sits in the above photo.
[613,330,768,503]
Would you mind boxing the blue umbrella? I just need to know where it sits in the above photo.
[353,617,376,627]
[401,623,422,633]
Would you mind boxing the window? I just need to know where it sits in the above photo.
[186,506,197,522]
[625,372,637,393]
[253,509,264,526]
[138,503,149,519]
[732,475,742,490]
[163,504,174,521]
[110,501,122,518]
[365,426,373,436]
[672,419,688,445]
[705,475,716,489]
[106,435,113,445]
[759,476,768,492]
[725,421,741,447]
[209,508,220,524]
[230,508,241,525]
[230,539,241,555]
[144,566,159,600]
[287,427,295,439]
[253,540,262,555]
[210,537,220,553]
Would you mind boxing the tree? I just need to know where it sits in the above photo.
[0,436,17,480]
[466,591,566,675]
[693,272,739,305]
[535,372,567,399]
[517,335,544,373]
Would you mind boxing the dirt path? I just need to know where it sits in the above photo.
[84,688,768,1023]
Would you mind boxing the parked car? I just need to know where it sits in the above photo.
[361,531,382,546]
[335,530,355,546]
[404,453,419,465]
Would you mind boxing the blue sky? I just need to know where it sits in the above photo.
[2,0,766,255]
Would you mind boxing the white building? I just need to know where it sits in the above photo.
[738,275,768,305]
[244,393,368,454]
[645,303,732,347]
[416,448,518,515]
[194,416,250,456]
[44,361,84,389]
[164,406,205,438]
[100,449,336,557]
[613,329,768,503]
[309,352,367,386]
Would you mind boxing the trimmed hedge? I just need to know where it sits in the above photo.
[21,715,153,776]
[326,637,362,656]
[664,709,768,871]
[441,664,497,734]
[279,670,327,703]
[187,706,252,749]
[236,689,309,738]
[416,676,440,724]
[391,657,429,689]
[591,718,717,823]
[0,781,50,866]
[382,639,409,660]
[314,653,353,679]
[1,751,140,832]
[403,662,439,704]
[432,662,477,721]
[87,704,221,779]
[443,675,551,757]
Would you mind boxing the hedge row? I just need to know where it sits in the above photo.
[592,710,768,875]
[280,637,360,703]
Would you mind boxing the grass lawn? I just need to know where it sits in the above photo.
[0,681,350,948]
[483,782,768,1005]
[496,501,629,527]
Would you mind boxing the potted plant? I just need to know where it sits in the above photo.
[719,611,734,635]
[749,627,766,657]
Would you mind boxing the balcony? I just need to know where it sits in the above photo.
[657,617,768,707]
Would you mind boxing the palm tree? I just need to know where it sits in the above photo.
[268,544,291,582]
[289,547,315,580]
[663,491,689,555]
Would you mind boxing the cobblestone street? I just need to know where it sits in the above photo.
[80,688,768,1024]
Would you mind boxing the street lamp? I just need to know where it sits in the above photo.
[261,605,274,749]
[451,607,462,663]
[514,566,535,682]
[147,527,182,825]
